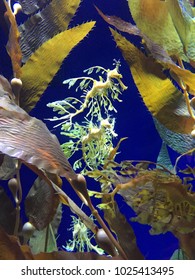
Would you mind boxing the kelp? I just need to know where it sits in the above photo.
[3,0,22,78]
[0,186,16,234]
[0,0,194,261]
[110,29,194,135]
[88,160,195,236]
[18,0,51,15]
[25,177,60,230]
[19,0,81,62]
[101,195,144,260]
[0,91,77,179]
[20,22,95,112]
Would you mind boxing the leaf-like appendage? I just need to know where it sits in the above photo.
[19,0,81,62]
[20,22,95,112]
[110,29,195,134]
[0,95,76,180]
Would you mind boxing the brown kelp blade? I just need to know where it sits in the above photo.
[0,93,76,181]
[3,0,22,78]
[25,177,60,230]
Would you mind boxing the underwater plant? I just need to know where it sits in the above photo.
[0,0,194,261]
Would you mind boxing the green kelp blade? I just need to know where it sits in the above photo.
[127,0,186,60]
[110,29,194,134]
[101,196,144,260]
[20,22,95,112]
[166,0,195,65]
[19,0,81,62]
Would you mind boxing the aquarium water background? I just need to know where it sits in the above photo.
[1,0,194,260]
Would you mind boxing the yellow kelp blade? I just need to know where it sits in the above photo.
[127,0,187,61]
[166,0,195,65]
[20,22,95,112]
[110,29,194,134]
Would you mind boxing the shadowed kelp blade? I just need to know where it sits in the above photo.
[18,0,51,14]
[19,0,81,62]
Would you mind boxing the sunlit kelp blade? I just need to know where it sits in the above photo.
[110,29,194,134]
[0,104,75,179]
[25,177,60,230]
[3,0,22,78]
[166,0,195,64]
[127,0,187,60]
[19,0,81,62]
[18,0,51,14]
[20,22,95,112]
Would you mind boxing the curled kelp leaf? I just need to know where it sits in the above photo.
[110,29,195,134]
[3,0,22,78]
[18,0,51,15]
[25,177,60,230]
[19,0,81,62]
[20,22,95,112]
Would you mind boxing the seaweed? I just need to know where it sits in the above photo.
[0,0,194,261]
